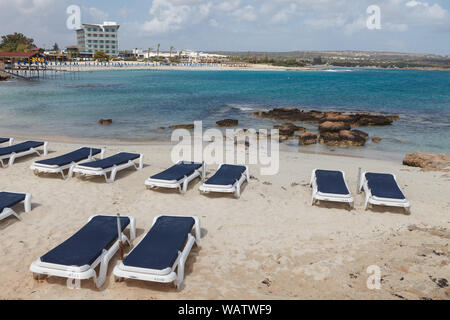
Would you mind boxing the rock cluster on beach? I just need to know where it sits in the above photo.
[254,108,399,147]
[403,152,450,172]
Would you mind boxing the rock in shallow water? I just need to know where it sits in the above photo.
[98,119,113,125]
[319,129,369,147]
[298,132,318,145]
[254,108,397,127]
[169,124,195,130]
[216,119,239,127]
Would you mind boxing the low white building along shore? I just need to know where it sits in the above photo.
[130,48,228,64]
[76,21,120,57]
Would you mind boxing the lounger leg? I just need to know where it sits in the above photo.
[138,155,144,170]
[43,142,48,156]
[182,180,188,194]
[235,185,241,199]
[1,208,22,221]
[201,163,206,182]
[349,201,354,210]
[364,198,369,211]
[24,193,32,213]
[7,154,16,167]
[177,235,195,290]
[106,167,118,183]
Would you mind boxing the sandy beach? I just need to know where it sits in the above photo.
[0,138,449,300]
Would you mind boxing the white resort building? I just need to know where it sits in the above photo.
[76,21,120,57]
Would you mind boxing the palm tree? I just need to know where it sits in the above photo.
[148,48,153,59]
[169,46,175,58]
[156,43,160,57]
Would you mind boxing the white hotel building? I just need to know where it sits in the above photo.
[76,21,119,56]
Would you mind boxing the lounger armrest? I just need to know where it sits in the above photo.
[9,138,14,146]
[100,148,106,159]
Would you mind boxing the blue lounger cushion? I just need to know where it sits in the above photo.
[0,192,26,212]
[315,170,350,195]
[366,173,406,200]
[0,141,44,157]
[151,162,202,181]
[40,216,130,267]
[123,216,195,271]
[35,148,102,167]
[0,138,10,144]
[204,165,246,186]
[79,152,140,169]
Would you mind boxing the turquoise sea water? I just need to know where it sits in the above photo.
[0,68,449,157]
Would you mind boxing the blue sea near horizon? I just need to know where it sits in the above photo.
[0,68,449,159]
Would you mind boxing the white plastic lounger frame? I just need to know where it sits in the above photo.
[69,154,144,183]
[113,215,200,290]
[359,172,411,213]
[30,149,106,179]
[145,162,206,194]
[0,142,48,168]
[310,169,354,209]
[29,215,136,289]
[0,192,32,221]
[199,164,250,199]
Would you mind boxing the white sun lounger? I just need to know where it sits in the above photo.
[0,137,14,146]
[0,191,32,221]
[30,147,106,179]
[145,161,205,194]
[199,164,249,198]
[113,215,200,290]
[310,169,354,209]
[359,172,411,213]
[69,152,144,183]
[30,215,136,289]
[0,141,48,168]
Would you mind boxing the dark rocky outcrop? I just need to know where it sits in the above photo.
[319,121,351,133]
[98,119,113,125]
[319,129,369,147]
[169,124,195,130]
[274,123,306,137]
[403,152,450,172]
[298,132,318,145]
[216,119,239,127]
[254,108,398,127]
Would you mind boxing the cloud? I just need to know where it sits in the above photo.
[86,7,109,22]
[231,4,257,22]
[141,0,212,34]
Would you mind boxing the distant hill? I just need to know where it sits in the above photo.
[208,50,450,69]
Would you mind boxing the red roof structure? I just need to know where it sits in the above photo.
[0,48,42,59]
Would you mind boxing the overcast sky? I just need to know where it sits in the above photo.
[0,0,449,54]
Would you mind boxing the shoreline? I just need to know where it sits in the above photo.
[38,62,450,73]
[2,132,406,163]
